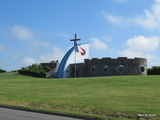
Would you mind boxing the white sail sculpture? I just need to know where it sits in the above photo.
[56,43,89,78]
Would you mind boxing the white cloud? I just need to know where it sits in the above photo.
[102,11,124,24]
[10,25,53,51]
[102,0,160,30]
[135,11,158,30]
[134,0,160,30]
[119,36,160,56]
[118,35,160,67]
[21,46,65,66]
[21,57,36,65]
[126,36,160,51]
[118,49,144,58]
[11,25,35,40]
[90,37,108,50]
[39,46,65,62]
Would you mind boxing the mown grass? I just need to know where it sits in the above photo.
[0,72,159,120]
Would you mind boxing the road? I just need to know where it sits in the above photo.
[0,107,84,120]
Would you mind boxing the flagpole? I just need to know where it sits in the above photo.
[75,44,76,78]
[70,34,81,78]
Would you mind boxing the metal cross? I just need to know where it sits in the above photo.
[70,34,81,46]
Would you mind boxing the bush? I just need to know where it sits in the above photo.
[0,68,7,73]
[18,64,52,78]
[147,66,160,75]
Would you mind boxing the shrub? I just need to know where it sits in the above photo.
[18,64,52,78]
[147,66,160,75]
[0,68,7,73]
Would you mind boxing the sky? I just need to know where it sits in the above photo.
[0,0,160,71]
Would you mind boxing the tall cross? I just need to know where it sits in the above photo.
[70,34,81,46]
[70,34,81,78]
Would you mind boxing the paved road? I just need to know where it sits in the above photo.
[0,107,84,120]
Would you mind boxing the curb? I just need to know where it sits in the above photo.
[0,105,110,120]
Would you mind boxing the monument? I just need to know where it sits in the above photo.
[46,34,147,78]
[56,34,89,78]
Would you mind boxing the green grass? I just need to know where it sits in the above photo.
[0,72,159,120]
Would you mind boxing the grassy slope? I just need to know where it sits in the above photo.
[0,73,159,120]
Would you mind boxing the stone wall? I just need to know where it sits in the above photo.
[69,57,147,77]
[41,61,58,69]
[69,63,84,77]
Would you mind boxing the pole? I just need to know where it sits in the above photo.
[74,34,77,78]
[70,34,81,78]
[75,45,76,78]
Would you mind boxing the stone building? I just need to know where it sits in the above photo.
[69,57,147,77]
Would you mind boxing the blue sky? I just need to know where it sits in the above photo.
[1,0,160,71]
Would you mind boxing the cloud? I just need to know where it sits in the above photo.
[118,35,160,67]
[90,37,108,50]
[21,57,36,65]
[118,49,145,58]
[10,25,53,51]
[39,46,65,62]
[134,0,160,30]
[102,0,160,30]
[11,25,35,40]
[119,36,160,56]
[21,46,65,66]
[102,11,124,24]
[126,36,160,51]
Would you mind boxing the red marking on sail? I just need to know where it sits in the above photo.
[80,47,86,55]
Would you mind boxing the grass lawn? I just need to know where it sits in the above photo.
[0,72,159,120]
